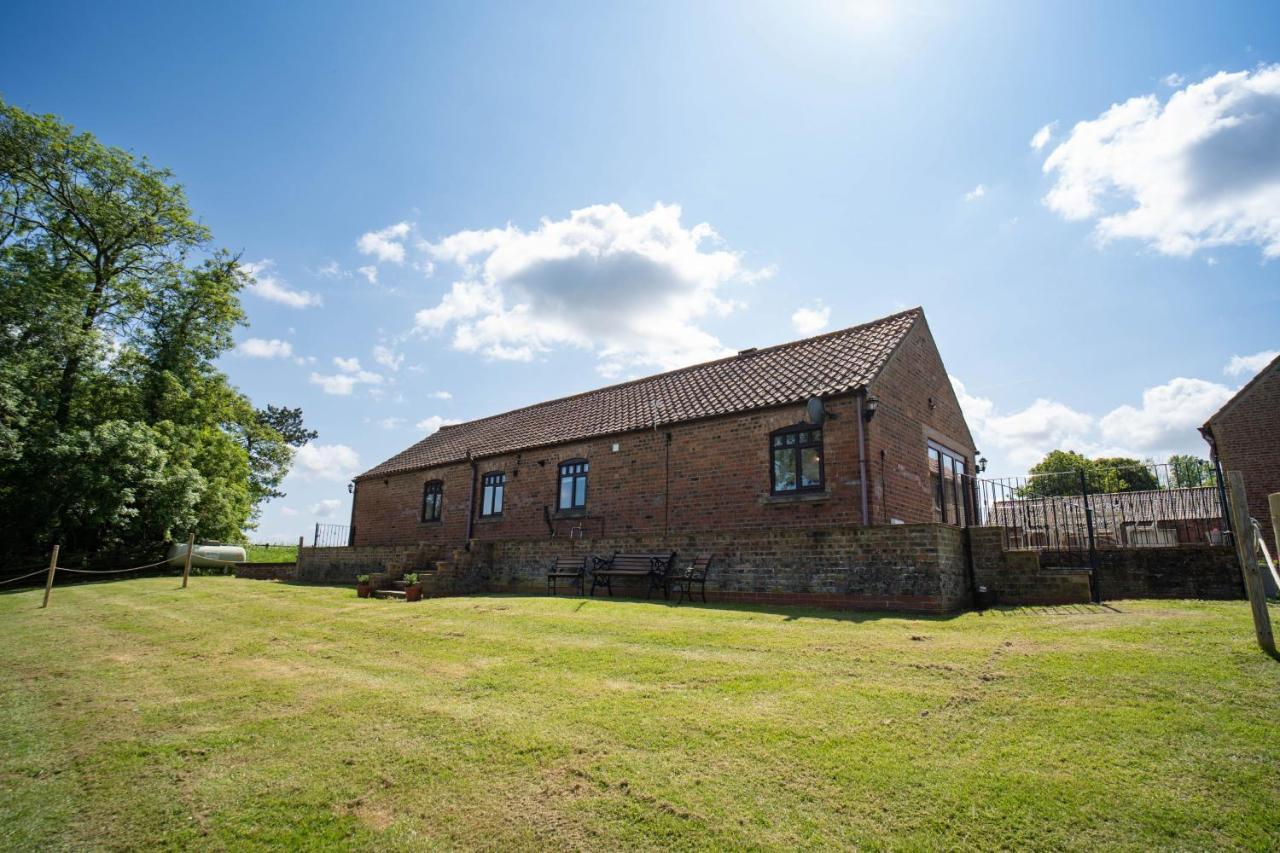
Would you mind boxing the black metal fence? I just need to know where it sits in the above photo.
[966,461,1231,557]
[313,523,351,547]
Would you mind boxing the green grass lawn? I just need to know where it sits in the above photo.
[1,579,1277,850]
[242,544,299,563]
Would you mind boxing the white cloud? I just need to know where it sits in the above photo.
[372,345,404,371]
[357,222,411,264]
[415,415,462,435]
[429,390,452,400]
[378,417,406,430]
[315,260,350,279]
[1097,377,1234,452]
[1029,122,1056,151]
[414,203,766,373]
[963,184,987,201]
[357,265,378,284]
[1162,72,1185,87]
[310,358,385,395]
[235,337,293,359]
[954,371,1237,475]
[293,443,360,481]
[309,499,342,518]
[1042,65,1280,257]
[1225,350,1278,377]
[280,507,299,517]
[791,303,831,336]
[242,260,323,308]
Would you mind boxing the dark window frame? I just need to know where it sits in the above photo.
[928,441,969,525]
[769,424,825,495]
[421,479,443,522]
[557,459,589,511]
[480,471,505,518]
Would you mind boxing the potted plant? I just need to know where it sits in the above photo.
[403,573,423,602]
[355,574,373,598]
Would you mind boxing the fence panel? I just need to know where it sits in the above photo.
[313,523,351,547]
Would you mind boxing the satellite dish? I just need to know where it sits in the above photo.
[805,397,826,425]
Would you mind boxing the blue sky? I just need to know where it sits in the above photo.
[3,0,1278,541]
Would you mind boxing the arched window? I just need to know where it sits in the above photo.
[770,425,824,494]
[558,459,588,510]
[421,480,443,522]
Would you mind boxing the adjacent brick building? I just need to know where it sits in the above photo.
[1201,353,1280,555]
[351,308,977,556]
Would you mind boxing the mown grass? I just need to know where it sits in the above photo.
[1,578,1277,850]
[242,544,298,563]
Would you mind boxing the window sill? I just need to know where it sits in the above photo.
[475,515,504,524]
[417,518,443,526]
[552,508,588,520]
[760,490,831,505]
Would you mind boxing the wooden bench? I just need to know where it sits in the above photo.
[589,552,676,599]
[669,554,714,605]
[546,555,586,596]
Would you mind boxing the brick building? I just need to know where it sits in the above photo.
[332,308,986,611]
[1201,353,1280,555]
[352,307,975,549]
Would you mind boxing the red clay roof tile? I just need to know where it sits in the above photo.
[357,307,921,479]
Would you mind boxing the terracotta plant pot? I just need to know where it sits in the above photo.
[405,584,423,602]
[356,583,373,598]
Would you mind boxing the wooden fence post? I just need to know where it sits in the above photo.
[1226,471,1276,657]
[181,531,195,589]
[40,544,59,609]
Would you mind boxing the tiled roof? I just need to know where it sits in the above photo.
[357,307,922,480]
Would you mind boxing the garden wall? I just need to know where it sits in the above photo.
[476,522,970,612]
[234,562,298,581]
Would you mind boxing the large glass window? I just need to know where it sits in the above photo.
[480,472,505,517]
[421,480,443,522]
[771,426,824,494]
[929,442,968,524]
[558,459,588,510]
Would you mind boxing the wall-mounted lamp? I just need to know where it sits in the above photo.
[347,481,355,494]
[863,396,879,422]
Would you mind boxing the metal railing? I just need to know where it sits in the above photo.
[312,523,351,548]
[965,462,1230,554]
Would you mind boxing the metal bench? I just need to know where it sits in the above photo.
[669,554,713,605]
[589,552,676,599]
[546,555,586,596]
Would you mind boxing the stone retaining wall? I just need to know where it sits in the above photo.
[476,522,970,612]
[234,562,298,581]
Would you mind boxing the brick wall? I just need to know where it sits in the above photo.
[234,562,299,581]
[866,318,977,526]
[475,522,970,613]
[969,526,1244,605]
[969,528,1092,605]
[1208,360,1280,549]
[1093,546,1243,600]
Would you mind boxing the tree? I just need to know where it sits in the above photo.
[1169,454,1215,488]
[0,99,313,561]
[1022,451,1159,497]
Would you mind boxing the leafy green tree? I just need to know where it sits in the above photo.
[0,99,314,562]
[1169,454,1215,488]
[1092,457,1159,492]
[1022,451,1160,497]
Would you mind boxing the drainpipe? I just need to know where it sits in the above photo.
[856,391,870,527]
[464,450,478,551]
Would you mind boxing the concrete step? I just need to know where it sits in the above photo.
[372,589,406,600]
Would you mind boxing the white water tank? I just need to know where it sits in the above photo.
[166,542,246,568]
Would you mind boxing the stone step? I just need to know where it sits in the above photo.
[372,589,406,600]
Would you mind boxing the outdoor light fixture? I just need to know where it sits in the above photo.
[863,395,879,421]
[347,481,354,494]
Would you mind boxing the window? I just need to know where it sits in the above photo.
[929,442,968,524]
[480,472,505,517]
[770,426,824,494]
[558,459,588,510]
[421,480,443,522]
